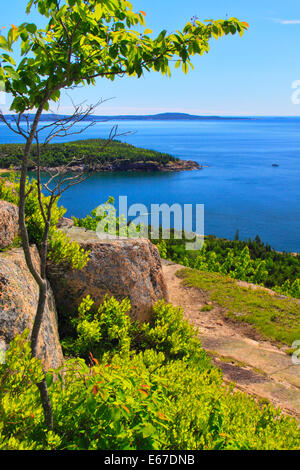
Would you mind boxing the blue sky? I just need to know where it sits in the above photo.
[2,0,300,116]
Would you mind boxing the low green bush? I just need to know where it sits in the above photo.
[135,301,209,363]
[0,172,89,269]
[1,312,299,450]
[62,295,210,366]
[62,295,132,360]
[72,196,145,238]
[274,278,300,299]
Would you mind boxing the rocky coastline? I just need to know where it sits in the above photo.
[1,158,202,174]
[41,158,202,173]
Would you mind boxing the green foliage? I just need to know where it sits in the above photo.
[73,199,113,232]
[0,172,89,269]
[63,292,208,365]
[203,234,300,291]
[274,279,300,299]
[137,301,208,363]
[192,245,269,286]
[1,302,299,450]
[0,171,64,243]
[63,295,132,359]
[0,333,171,450]
[72,196,144,238]
[73,196,125,234]
[157,239,168,259]
[0,139,177,170]
[201,304,214,312]
[154,233,300,299]
[47,230,89,269]
[0,331,45,450]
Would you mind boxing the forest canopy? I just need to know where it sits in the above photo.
[0,138,177,169]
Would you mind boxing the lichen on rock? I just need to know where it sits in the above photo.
[47,227,169,323]
[0,246,63,370]
[0,199,19,249]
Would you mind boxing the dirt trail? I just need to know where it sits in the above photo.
[162,261,300,420]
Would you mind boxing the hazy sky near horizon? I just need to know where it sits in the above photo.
[1,0,300,116]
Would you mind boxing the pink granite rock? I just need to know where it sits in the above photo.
[47,227,169,323]
[0,199,19,249]
[0,246,63,370]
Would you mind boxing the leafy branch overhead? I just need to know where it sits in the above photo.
[0,0,248,113]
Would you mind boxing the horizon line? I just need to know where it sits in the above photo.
[2,111,300,119]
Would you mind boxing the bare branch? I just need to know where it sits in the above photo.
[0,111,28,139]
[37,117,129,200]
[36,98,112,146]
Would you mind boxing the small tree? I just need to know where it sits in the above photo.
[0,0,248,430]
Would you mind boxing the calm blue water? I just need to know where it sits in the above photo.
[1,117,300,252]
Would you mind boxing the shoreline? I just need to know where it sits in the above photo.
[1,158,202,174]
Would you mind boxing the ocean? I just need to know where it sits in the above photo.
[1,117,300,253]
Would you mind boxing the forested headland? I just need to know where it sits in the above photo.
[0,139,190,171]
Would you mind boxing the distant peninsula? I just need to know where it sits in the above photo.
[2,112,253,122]
[89,113,252,122]
[0,138,202,173]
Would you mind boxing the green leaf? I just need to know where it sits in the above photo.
[26,0,35,14]
[86,396,97,414]
[0,36,11,52]
[26,23,37,34]
[0,54,15,65]
[46,372,53,388]
[182,62,188,74]
[95,3,103,21]
[3,66,19,80]
[156,30,167,43]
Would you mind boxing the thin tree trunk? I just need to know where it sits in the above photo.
[31,281,47,357]
[31,211,52,355]
[18,96,54,430]
[37,380,53,430]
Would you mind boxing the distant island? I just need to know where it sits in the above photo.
[2,112,253,122]
[0,138,202,173]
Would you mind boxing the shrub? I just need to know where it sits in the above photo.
[274,279,300,299]
[1,325,299,450]
[0,172,89,269]
[156,237,299,299]
[62,295,132,360]
[136,300,210,364]
[72,196,145,238]
[62,295,210,367]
